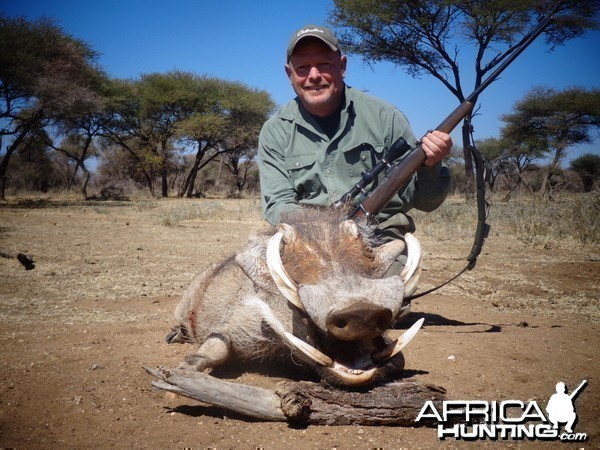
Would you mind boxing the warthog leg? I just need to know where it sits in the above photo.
[179,333,230,372]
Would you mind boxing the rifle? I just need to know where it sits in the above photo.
[569,380,587,400]
[342,6,560,221]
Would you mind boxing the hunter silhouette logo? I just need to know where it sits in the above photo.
[546,380,587,434]
[416,379,589,442]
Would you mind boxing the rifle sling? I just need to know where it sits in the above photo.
[405,137,490,301]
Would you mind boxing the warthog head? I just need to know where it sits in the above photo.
[167,207,423,387]
[262,209,422,385]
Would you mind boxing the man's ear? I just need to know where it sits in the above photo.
[340,55,347,78]
[285,64,292,79]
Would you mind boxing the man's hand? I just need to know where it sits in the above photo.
[421,130,453,167]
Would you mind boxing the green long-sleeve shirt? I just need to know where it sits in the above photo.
[258,86,450,228]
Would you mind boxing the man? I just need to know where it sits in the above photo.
[258,24,452,240]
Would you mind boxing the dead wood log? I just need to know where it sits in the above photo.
[144,366,286,421]
[276,380,446,426]
[0,250,35,270]
[144,366,446,426]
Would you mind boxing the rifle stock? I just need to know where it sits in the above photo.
[351,101,474,219]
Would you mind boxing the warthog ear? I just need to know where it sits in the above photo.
[371,233,422,293]
[235,235,278,294]
[279,222,296,244]
[371,239,406,278]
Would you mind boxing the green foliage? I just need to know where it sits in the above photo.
[570,153,600,191]
[501,86,600,157]
[98,72,275,198]
[329,1,599,99]
[0,15,105,118]
[328,0,599,197]
[0,14,106,199]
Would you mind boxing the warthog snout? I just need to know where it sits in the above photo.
[326,300,393,341]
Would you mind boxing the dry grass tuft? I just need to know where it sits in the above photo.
[412,192,600,249]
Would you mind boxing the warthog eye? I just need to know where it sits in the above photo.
[332,318,348,329]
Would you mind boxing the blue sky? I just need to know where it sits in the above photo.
[2,0,599,164]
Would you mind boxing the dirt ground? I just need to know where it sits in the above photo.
[0,198,598,449]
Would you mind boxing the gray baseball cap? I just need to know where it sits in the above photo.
[286,25,340,61]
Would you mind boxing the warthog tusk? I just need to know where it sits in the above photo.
[374,318,424,362]
[400,233,422,296]
[266,232,304,311]
[246,295,331,367]
[284,332,334,367]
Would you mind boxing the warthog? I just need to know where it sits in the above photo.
[166,208,423,387]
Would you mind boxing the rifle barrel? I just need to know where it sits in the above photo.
[350,6,560,220]
[569,380,587,400]
[466,9,558,104]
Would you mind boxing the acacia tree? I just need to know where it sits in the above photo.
[98,72,200,196]
[222,148,256,197]
[101,74,274,198]
[496,119,550,200]
[9,125,61,192]
[175,77,229,197]
[97,78,158,193]
[0,15,104,199]
[176,80,275,198]
[328,0,599,195]
[570,153,600,192]
[50,132,98,196]
[501,86,600,199]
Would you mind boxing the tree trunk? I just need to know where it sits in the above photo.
[540,146,565,201]
[183,156,201,198]
[214,157,224,188]
[161,155,169,198]
[179,141,209,198]
[80,162,90,199]
[145,367,447,426]
[0,123,37,200]
[0,147,16,201]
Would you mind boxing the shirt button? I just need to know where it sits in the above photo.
[295,162,300,167]
[361,155,367,161]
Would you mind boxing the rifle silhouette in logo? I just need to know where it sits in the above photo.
[546,380,587,433]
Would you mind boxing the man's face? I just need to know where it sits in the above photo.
[285,38,347,118]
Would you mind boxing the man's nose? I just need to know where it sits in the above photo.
[307,66,322,80]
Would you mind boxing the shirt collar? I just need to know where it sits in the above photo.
[279,86,355,133]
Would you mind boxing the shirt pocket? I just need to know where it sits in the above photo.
[285,152,321,199]
[344,143,386,181]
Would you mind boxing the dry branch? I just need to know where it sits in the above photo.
[0,250,35,270]
[145,366,446,426]
[145,366,286,421]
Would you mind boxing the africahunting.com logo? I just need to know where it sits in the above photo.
[416,380,588,442]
